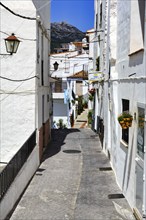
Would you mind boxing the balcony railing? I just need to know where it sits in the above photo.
[0,130,36,201]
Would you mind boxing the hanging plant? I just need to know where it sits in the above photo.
[118,111,133,129]
[71,99,75,105]
[88,88,95,95]
[88,94,94,101]
[88,110,93,125]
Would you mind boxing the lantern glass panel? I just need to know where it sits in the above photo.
[5,40,20,54]
[13,41,20,53]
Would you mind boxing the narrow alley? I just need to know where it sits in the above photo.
[1,1,146,220]
[10,127,135,220]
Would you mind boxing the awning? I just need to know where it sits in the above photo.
[67,70,88,80]
[49,77,58,83]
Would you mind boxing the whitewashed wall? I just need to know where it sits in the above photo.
[110,0,146,211]
[33,0,50,130]
[0,146,39,220]
[53,99,68,126]
[50,52,89,78]
[93,0,146,214]
[50,51,89,127]
[0,1,36,163]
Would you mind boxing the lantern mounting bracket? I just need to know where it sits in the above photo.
[0,53,13,56]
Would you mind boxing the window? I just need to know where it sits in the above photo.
[53,80,62,93]
[122,99,129,144]
[41,34,44,85]
[41,60,44,85]
[42,95,45,123]
[96,13,98,30]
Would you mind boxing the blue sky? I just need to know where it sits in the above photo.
[51,0,94,32]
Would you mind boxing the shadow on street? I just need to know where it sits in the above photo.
[41,128,80,162]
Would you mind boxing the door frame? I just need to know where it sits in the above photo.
[134,103,146,219]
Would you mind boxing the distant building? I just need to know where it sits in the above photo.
[50,48,90,128]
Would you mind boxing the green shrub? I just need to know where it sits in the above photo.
[88,110,93,125]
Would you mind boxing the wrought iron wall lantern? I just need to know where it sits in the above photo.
[0,33,20,56]
[53,61,59,71]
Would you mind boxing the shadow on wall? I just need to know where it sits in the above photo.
[120,127,135,191]
[129,50,144,67]
[41,129,80,162]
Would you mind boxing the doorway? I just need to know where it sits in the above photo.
[135,104,145,217]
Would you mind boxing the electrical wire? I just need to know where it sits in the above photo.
[0,75,39,82]
[50,62,89,71]
[0,2,36,20]
[50,55,92,59]
[0,1,51,37]
[0,89,35,95]
[0,31,36,41]
[0,70,36,103]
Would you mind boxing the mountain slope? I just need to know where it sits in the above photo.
[51,22,85,52]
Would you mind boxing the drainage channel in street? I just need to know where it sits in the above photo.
[62,149,81,154]
[108,193,125,199]
[99,167,112,171]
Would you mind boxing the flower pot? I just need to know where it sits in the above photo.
[118,112,133,129]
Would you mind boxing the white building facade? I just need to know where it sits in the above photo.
[0,0,37,164]
[94,0,146,219]
[0,1,51,218]
[0,0,51,163]
[33,0,51,159]
[50,50,89,128]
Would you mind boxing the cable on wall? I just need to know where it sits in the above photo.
[0,89,35,95]
[0,31,36,41]
[0,75,39,82]
[0,70,36,103]
[0,2,36,20]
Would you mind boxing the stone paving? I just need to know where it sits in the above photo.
[73,109,88,128]
[10,128,136,220]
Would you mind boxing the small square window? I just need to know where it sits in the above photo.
[122,99,129,144]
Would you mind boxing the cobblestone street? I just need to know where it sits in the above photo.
[10,128,135,220]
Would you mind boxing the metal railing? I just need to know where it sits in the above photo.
[0,130,36,201]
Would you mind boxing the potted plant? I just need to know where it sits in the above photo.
[83,100,88,109]
[118,111,133,129]
[88,110,93,125]
[88,94,94,101]
[88,88,95,95]
[71,99,75,105]
[57,119,64,129]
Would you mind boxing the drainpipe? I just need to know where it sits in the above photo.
[104,0,111,151]
[143,3,146,219]
[143,90,146,220]
[144,116,146,219]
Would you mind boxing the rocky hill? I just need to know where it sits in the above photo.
[51,22,85,52]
